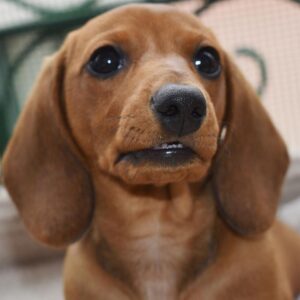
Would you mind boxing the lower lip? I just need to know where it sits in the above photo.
[117,148,197,167]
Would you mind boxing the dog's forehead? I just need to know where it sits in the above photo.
[76,4,215,42]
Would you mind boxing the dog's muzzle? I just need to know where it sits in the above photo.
[116,84,206,166]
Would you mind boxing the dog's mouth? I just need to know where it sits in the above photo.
[117,141,198,166]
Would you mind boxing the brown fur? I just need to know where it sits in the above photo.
[2,4,300,299]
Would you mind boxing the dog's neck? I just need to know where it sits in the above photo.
[87,172,218,300]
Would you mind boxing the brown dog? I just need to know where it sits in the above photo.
[2,4,300,299]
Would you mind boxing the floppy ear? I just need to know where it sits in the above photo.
[2,49,94,247]
[212,53,289,236]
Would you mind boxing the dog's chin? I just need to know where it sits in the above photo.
[112,143,212,185]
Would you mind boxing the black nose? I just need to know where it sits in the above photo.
[151,84,207,137]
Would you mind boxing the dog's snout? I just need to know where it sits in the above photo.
[151,84,206,137]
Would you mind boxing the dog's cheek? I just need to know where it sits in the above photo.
[207,77,227,127]
[192,99,219,162]
[186,162,211,183]
[65,74,123,164]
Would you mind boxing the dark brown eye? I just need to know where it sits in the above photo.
[86,45,125,78]
[193,46,221,79]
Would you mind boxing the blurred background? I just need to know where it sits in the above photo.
[0,0,299,299]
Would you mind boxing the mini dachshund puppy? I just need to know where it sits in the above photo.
[3,4,300,300]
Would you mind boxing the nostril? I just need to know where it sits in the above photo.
[159,104,179,117]
[191,105,206,119]
[191,109,202,119]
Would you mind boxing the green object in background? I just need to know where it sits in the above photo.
[0,0,182,156]
[0,0,271,156]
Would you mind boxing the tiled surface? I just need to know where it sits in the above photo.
[199,0,300,156]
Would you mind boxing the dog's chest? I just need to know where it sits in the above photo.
[99,183,214,300]
[133,227,184,300]
[126,218,193,300]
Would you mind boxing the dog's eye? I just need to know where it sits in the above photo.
[193,47,221,79]
[87,45,124,78]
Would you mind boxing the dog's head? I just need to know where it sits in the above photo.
[2,4,289,247]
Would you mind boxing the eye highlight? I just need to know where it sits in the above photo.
[193,46,221,79]
[86,45,125,78]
